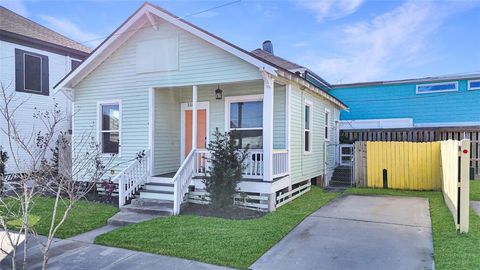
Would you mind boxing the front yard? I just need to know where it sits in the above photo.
[1,196,118,239]
[346,188,480,270]
[95,187,339,269]
[471,180,480,201]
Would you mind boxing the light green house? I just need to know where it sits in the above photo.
[54,3,348,214]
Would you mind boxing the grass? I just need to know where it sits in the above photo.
[471,180,480,201]
[346,188,480,270]
[95,187,340,269]
[1,196,119,239]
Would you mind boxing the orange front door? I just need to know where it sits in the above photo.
[184,109,207,157]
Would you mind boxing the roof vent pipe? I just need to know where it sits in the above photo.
[262,40,273,55]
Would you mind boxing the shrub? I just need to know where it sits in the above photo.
[203,129,248,209]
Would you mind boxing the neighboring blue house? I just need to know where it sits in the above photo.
[330,75,480,130]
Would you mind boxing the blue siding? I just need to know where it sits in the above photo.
[330,79,480,125]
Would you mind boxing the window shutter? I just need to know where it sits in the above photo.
[14,49,25,92]
[41,54,49,96]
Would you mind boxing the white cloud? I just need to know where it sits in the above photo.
[310,1,478,83]
[40,15,103,48]
[0,0,28,17]
[296,0,365,21]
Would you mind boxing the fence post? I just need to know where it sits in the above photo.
[459,139,470,233]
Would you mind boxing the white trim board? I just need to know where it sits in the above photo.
[224,94,264,132]
[468,79,480,91]
[340,118,414,130]
[97,99,122,157]
[416,81,458,94]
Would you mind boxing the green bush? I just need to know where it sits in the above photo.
[203,129,248,209]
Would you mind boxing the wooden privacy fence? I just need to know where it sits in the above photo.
[354,140,470,232]
[364,141,442,190]
[343,127,480,178]
[440,140,470,233]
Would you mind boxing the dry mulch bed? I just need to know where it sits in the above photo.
[181,203,266,220]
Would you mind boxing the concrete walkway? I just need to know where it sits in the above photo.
[250,195,434,270]
[471,201,480,216]
[0,232,234,270]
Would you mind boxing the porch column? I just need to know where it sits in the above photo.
[262,71,274,182]
[192,85,198,152]
[148,87,155,176]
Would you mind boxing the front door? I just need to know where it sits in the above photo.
[184,109,207,157]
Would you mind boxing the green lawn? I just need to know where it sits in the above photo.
[1,196,118,239]
[95,187,339,269]
[471,180,480,201]
[346,188,480,270]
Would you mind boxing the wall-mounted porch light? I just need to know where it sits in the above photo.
[215,85,223,100]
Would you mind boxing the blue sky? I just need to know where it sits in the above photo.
[2,0,479,84]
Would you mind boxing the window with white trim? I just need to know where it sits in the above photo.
[468,80,480,90]
[99,102,120,154]
[229,100,263,149]
[416,82,458,94]
[304,101,312,152]
[325,109,331,141]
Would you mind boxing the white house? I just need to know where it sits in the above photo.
[54,3,348,214]
[0,6,90,172]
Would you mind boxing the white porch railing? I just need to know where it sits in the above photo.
[194,149,289,179]
[172,150,196,215]
[272,149,289,178]
[115,150,150,206]
[243,149,264,179]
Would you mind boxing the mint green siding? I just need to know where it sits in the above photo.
[289,85,340,185]
[154,89,181,174]
[73,22,262,174]
[273,84,286,149]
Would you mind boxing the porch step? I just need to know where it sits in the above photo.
[148,176,174,184]
[131,198,174,208]
[107,212,164,226]
[108,198,174,226]
[145,182,174,192]
[140,190,174,201]
[329,165,353,188]
[121,204,173,216]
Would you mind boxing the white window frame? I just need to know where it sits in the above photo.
[468,79,480,91]
[23,53,43,93]
[304,99,313,154]
[416,81,458,94]
[325,108,331,142]
[97,100,122,156]
[225,94,264,148]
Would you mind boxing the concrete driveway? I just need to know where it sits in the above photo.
[250,195,434,270]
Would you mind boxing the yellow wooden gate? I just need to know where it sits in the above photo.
[366,141,442,190]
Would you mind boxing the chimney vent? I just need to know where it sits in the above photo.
[262,40,273,55]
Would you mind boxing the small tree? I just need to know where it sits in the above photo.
[203,129,248,209]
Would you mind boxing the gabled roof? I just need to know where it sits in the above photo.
[0,6,91,54]
[251,48,332,90]
[53,2,347,110]
[251,48,304,70]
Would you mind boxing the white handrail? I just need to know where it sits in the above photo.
[115,150,150,206]
[172,149,196,215]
